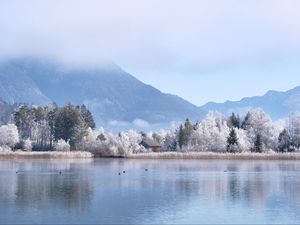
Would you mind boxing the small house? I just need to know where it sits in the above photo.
[140,138,161,152]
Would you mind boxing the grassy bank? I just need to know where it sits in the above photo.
[128,152,300,160]
[1,151,300,160]
[0,151,94,159]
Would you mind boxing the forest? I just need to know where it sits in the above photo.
[0,103,300,157]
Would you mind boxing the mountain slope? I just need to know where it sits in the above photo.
[0,58,204,128]
[0,61,51,105]
[200,86,300,119]
[0,99,16,125]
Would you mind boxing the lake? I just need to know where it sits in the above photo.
[0,158,300,224]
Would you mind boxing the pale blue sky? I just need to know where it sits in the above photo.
[127,56,300,105]
[1,0,300,105]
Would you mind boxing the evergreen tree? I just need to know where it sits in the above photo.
[47,107,57,151]
[177,118,194,149]
[227,128,239,153]
[228,112,241,128]
[278,129,291,152]
[184,118,193,138]
[241,112,251,130]
[97,133,106,142]
[178,124,185,149]
[164,134,177,151]
[80,104,96,130]
[14,105,32,140]
[13,102,96,151]
[139,131,147,137]
[254,134,263,153]
[54,103,85,149]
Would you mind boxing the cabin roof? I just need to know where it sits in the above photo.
[140,138,161,147]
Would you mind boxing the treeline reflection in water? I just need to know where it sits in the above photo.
[0,159,300,224]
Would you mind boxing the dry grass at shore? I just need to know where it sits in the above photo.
[128,152,300,160]
[1,151,300,160]
[0,151,94,159]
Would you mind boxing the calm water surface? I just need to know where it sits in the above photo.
[0,158,300,224]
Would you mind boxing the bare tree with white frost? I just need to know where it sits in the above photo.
[190,112,230,152]
[242,108,281,152]
[0,124,19,150]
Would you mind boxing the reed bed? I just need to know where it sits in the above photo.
[128,152,300,160]
[0,151,94,159]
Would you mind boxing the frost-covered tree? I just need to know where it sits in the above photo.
[116,130,144,156]
[23,139,32,152]
[191,112,230,152]
[234,128,251,152]
[0,124,19,150]
[286,113,300,151]
[77,127,102,152]
[54,139,70,152]
[77,128,145,157]
[242,108,280,152]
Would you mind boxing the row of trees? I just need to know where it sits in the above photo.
[12,103,95,151]
[172,109,300,153]
[60,108,300,156]
[1,105,300,155]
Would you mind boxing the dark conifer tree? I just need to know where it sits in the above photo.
[278,129,291,152]
[254,134,263,153]
[80,104,96,130]
[178,124,185,149]
[228,112,241,128]
[241,112,251,130]
[227,128,239,153]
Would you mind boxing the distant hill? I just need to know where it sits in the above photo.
[200,86,300,120]
[0,57,204,129]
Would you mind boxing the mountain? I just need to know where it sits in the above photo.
[200,86,300,120]
[0,61,51,105]
[0,57,204,129]
[0,99,17,125]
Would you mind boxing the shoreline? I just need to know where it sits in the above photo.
[128,152,300,160]
[0,151,94,159]
[0,151,300,160]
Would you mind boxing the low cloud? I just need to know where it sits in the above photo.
[108,119,149,128]
[132,119,150,128]
[1,0,300,70]
[1,0,300,105]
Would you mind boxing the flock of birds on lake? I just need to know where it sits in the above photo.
[118,168,148,175]
[15,168,230,175]
[15,168,150,175]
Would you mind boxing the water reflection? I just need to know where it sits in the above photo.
[0,159,300,224]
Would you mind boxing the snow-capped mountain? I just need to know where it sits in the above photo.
[0,57,203,128]
[200,86,300,120]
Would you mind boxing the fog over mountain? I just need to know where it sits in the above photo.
[0,57,203,130]
[1,56,300,131]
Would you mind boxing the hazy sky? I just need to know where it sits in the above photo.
[1,0,300,105]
